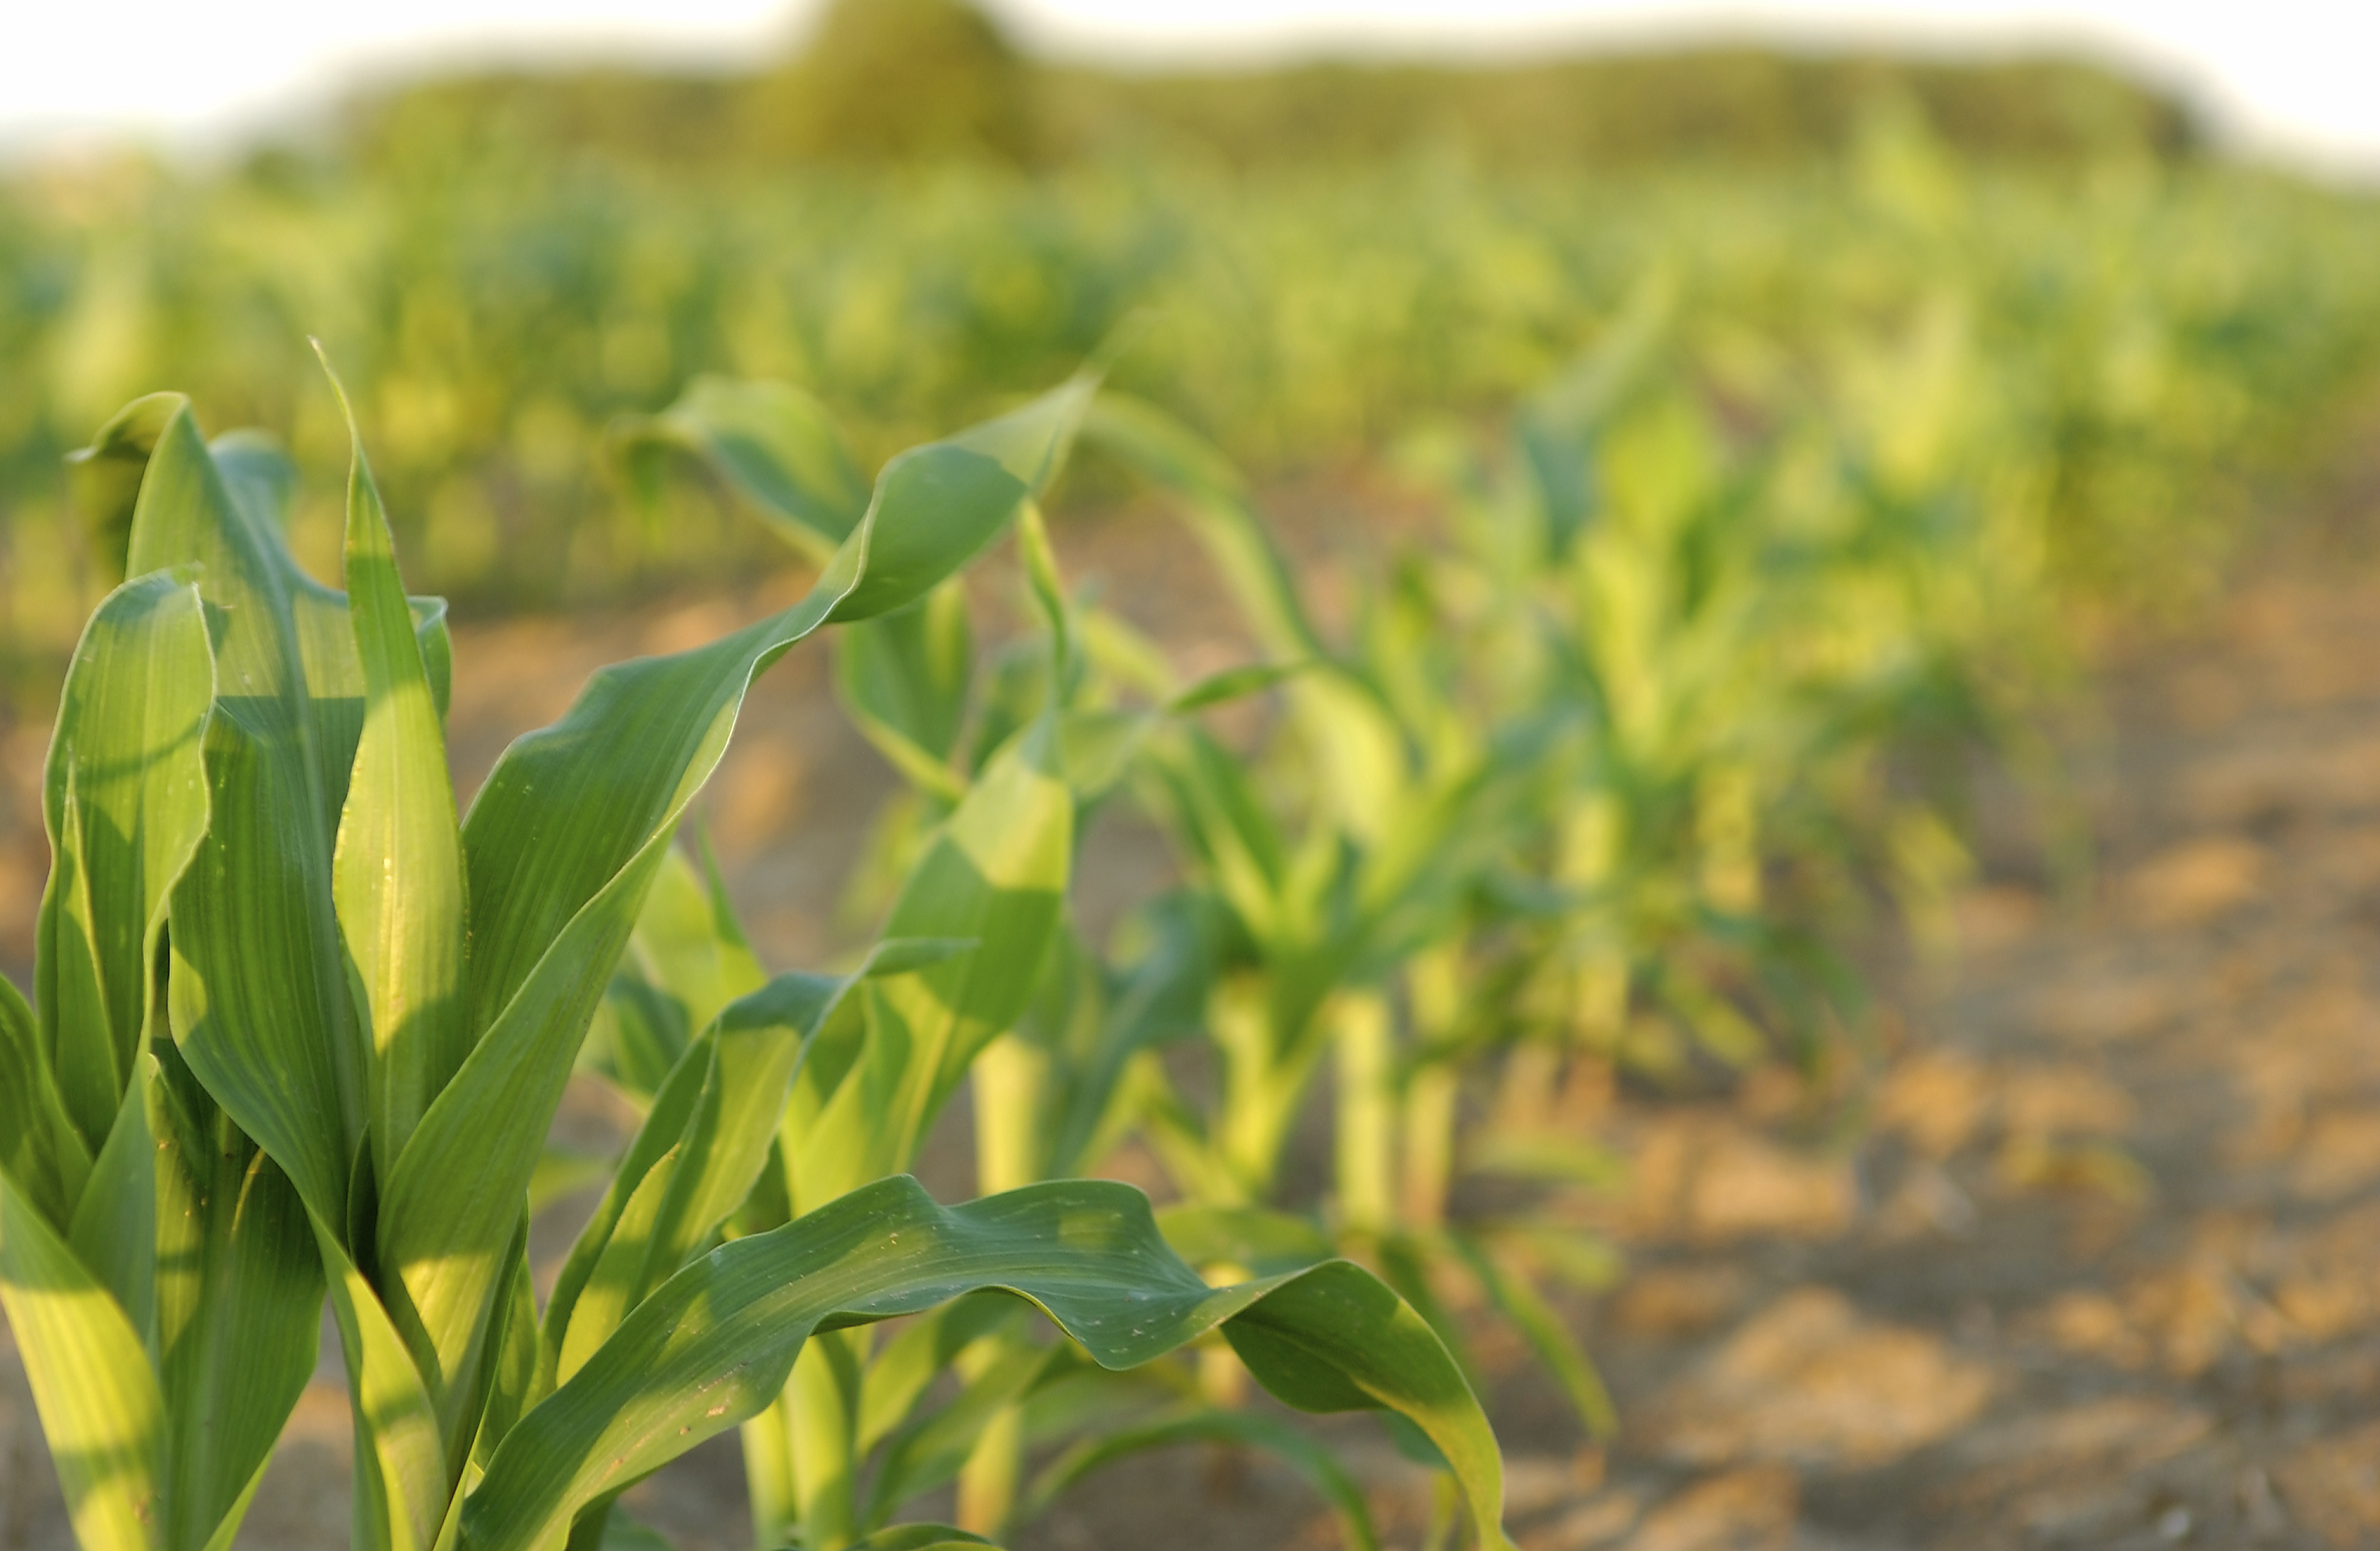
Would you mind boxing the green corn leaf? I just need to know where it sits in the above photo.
[639,972,863,1279]
[1030,893,1230,1185]
[961,639,1057,781]
[846,1529,995,1551]
[555,1145,683,1387]
[593,1509,677,1551]
[1170,661,1306,714]
[788,719,1070,1208]
[865,1335,1057,1527]
[1090,397,1415,840]
[470,1247,543,1472]
[612,377,872,563]
[210,429,456,798]
[457,1176,1510,1551]
[1146,728,1289,941]
[537,1052,710,1398]
[68,392,181,585]
[1025,1408,1381,1551]
[453,425,1044,1050]
[1464,1131,1628,1190]
[36,565,214,1153]
[827,375,1096,624]
[582,974,692,1106]
[192,426,294,533]
[318,1219,448,1551]
[527,1147,616,1215]
[820,446,1029,628]
[321,354,473,1188]
[1076,609,1183,704]
[1005,1340,1182,1447]
[1372,1235,1476,1397]
[0,972,92,1228]
[11,542,328,1551]
[380,377,1090,1448]
[545,942,970,1394]
[74,396,464,1245]
[193,1470,271,1551]
[146,1049,324,1551]
[1014,500,1074,689]
[66,1057,158,1344]
[1290,669,1415,851]
[856,1295,1032,1455]
[0,1170,165,1551]
[84,395,363,1231]
[579,842,771,1111]
[384,734,714,1439]
[837,581,974,802]
[1442,1232,1616,1441]
[1156,1203,1335,1279]
[1052,709,1149,800]
[1489,1223,1624,1294]
[952,376,1099,496]
[1081,396,1319,664]
[622,845,768,1054]
[1517,271,1673,559]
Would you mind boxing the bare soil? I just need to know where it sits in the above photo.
[9,485,2380,1549]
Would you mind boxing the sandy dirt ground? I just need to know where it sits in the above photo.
[8,486,2380,1549]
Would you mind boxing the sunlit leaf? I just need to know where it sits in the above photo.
[459,1177,1510,1551]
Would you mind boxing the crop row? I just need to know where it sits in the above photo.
[5,124,2380,669]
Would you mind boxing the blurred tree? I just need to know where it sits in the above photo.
[341,13,2192,178]
[752,0,1037,165]
[1033,50,2197,168]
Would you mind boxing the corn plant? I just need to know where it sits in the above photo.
[1063,396,1623,1435]
[0,364,1521,1551]
[1441,285,2043,1079]
[1050,306,2024,1445]
[624,369,1627,1467]
[616,375,1431,1549]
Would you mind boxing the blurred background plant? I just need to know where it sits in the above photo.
[6,0,2378,711]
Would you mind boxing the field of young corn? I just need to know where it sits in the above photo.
[6,100,2380,1551]
[6,115,2380,657]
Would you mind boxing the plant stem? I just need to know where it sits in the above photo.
[953,1396,1025,1536]
[954,1033,1044,1536]
[1400,945,1464,1230]
[1213,977,1324,1205]
[1332,991,1394,1234]
[972,1033,1044,1197]
[741,1391,799,1549]
[787,1329,865,1550]
[1401,1061,1458,1230]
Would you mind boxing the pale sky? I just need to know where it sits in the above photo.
[6,0,2378,175]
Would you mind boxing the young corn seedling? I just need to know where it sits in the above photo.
[1415,290,2026,1110]
[602,372,1525,1550]
[1066,395,1624,1443]
[1071,325,1993,1443]
[0,365,1520,1551]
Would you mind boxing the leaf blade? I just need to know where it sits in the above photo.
[36,567,214,1152]
[89,396,363,1228]
[382,376,1093,1451]
[320,355,472,1185]
[0,1171,165,1551]
[459,1177,1510,1551]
